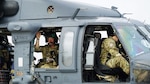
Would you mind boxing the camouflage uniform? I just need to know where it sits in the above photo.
[99,37,129,82]
[35,45,58,68]
[0,44,10,70]
[0,50,4,69]
[134,69,149,83]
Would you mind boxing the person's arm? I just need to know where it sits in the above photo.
[108,48,122,58]
[35,32,41,51]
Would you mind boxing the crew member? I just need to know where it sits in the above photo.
[97,34,129,82]
[35,31,59,68]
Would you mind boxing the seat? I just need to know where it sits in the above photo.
[93,33,102,71]
[93,34,114,76]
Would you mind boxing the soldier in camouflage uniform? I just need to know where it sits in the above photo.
[35,32,59,68]
[0,50,4,69]
[0,36,11,70]
[97,35,129,82]
[0,50,10,69]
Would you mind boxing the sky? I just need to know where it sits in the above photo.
[67,0,150,24]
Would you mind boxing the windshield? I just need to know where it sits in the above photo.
[115,25,150,57]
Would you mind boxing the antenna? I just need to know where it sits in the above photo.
[111,6,118,10]
[71,8,80,20]
[122,13,132,16]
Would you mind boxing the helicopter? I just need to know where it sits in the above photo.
[0,0,150,84]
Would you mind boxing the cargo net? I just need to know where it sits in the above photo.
[0,70,10,83]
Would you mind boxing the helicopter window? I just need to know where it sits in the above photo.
[62,32,74,66]
[34,28,61,69]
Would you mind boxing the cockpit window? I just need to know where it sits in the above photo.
[115,25,150,57]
